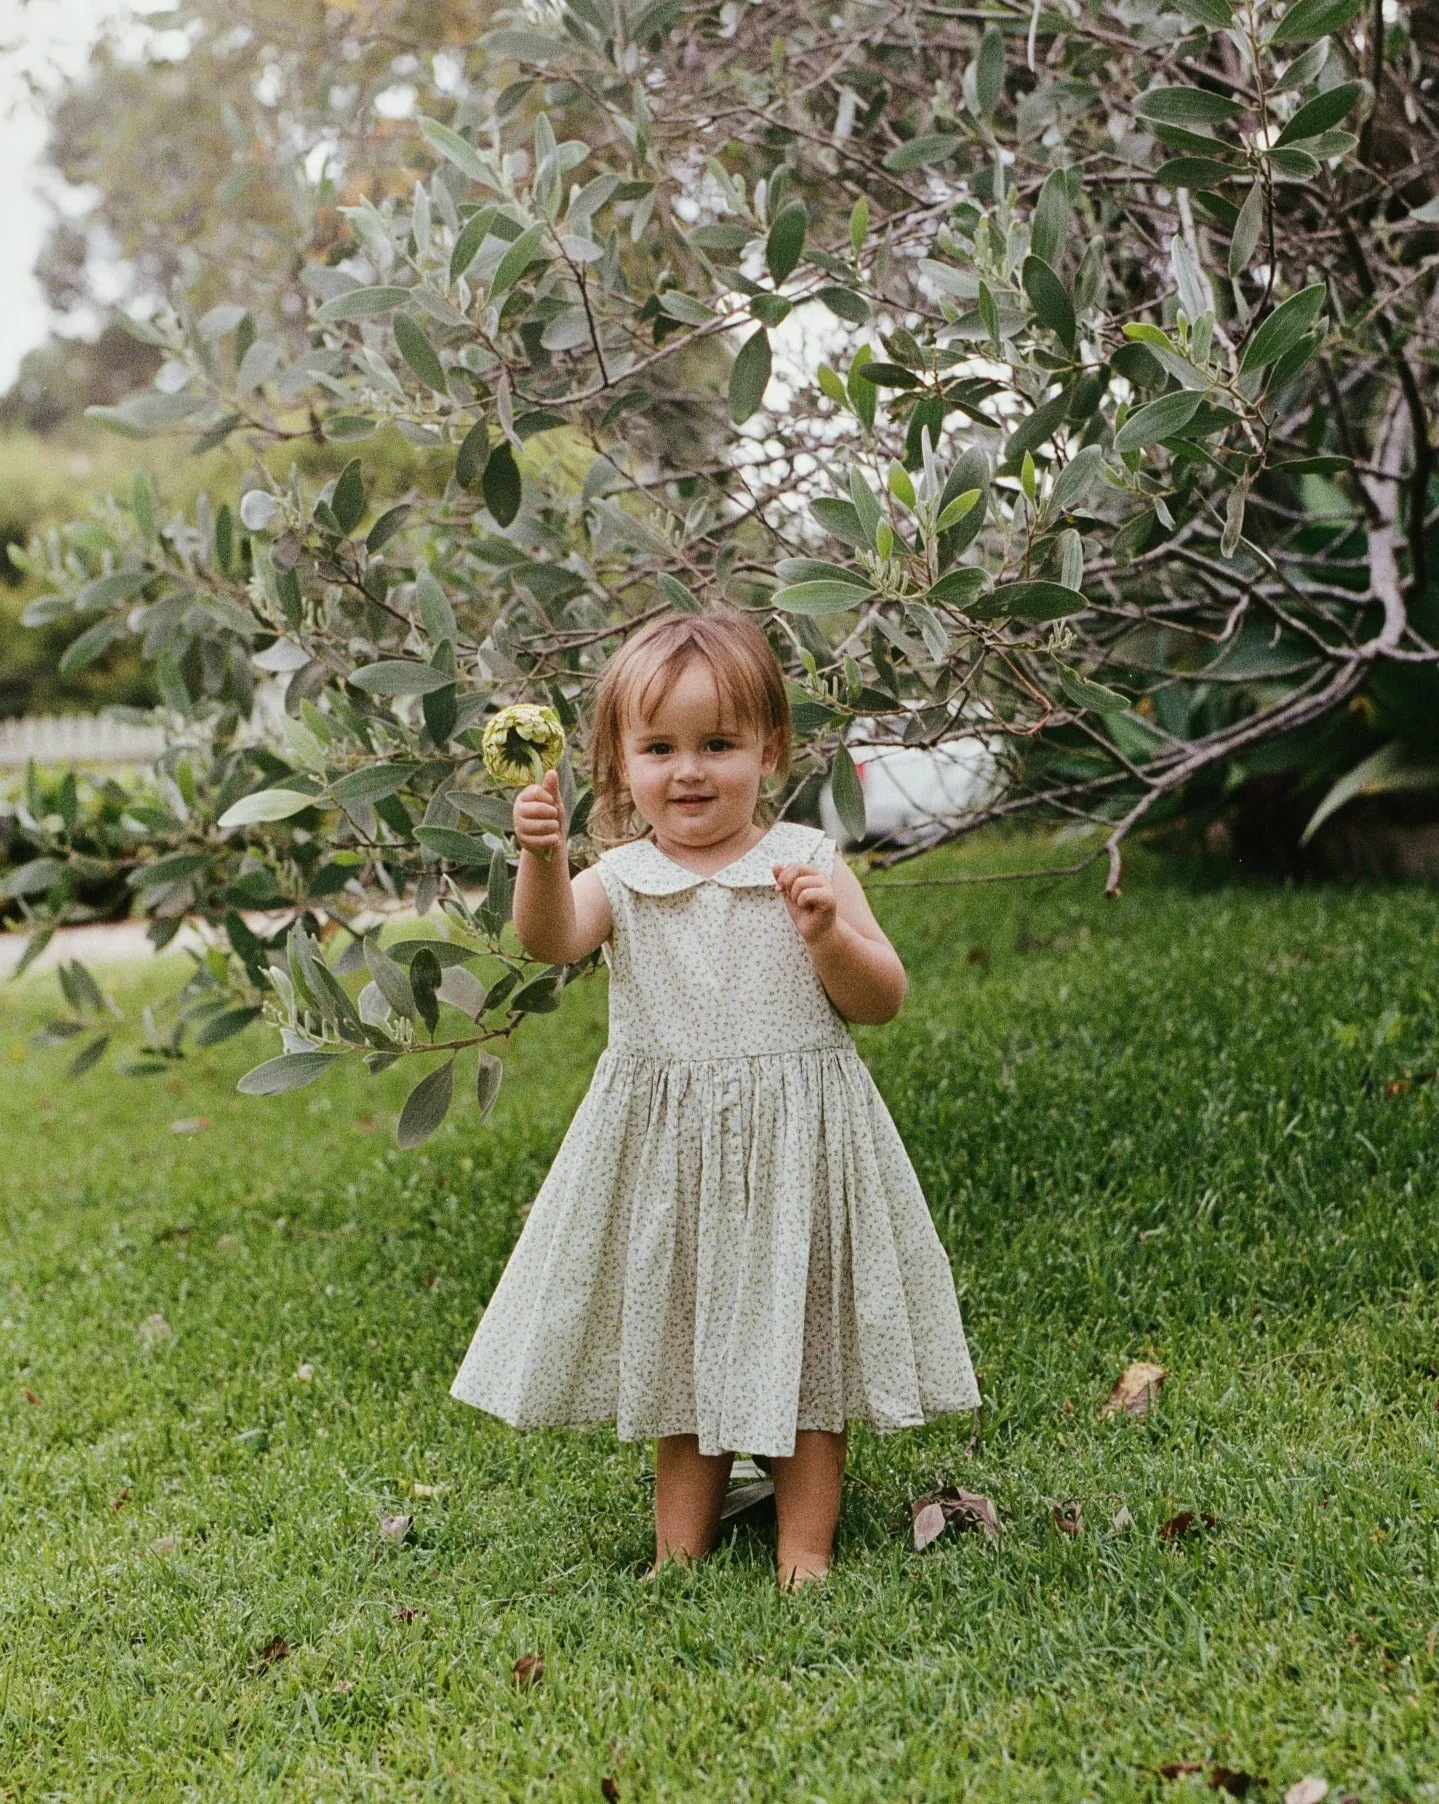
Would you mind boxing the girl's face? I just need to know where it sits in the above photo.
[620,659,777,850]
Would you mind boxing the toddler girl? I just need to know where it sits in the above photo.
[450,612,978,1586]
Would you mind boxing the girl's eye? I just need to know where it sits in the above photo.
[705,738,732,752]
[645,741,672,755]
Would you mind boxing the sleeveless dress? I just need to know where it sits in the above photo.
[449,820,979,1458]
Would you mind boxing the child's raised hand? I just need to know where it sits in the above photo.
[773,861,838,944]
[513,768,566,857]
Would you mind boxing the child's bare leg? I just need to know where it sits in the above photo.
[652,1434,733,1570]
[772,1428,847,1588]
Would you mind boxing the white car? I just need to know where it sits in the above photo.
[819,728,1005,848]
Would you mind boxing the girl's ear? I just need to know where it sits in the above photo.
[758,728,782,780]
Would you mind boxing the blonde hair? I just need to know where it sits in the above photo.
[588,611,792,846]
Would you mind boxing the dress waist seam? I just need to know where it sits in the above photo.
[602,1042,855,1067]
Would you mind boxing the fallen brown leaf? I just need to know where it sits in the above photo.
[966,946,991,965]
[601,1781,620,1802]
[155,1225,193,1243]
[109,1487,131,1511]
[1159,1763,1205,1780]
[1209,1766,1265,1798]
[1051,1501,1083,1538]
[1112,1505,1134,1533]
[330,1679,355,1695]
[378,1512,412,1545]
[911,1487,999,1551]
[395,1604,425,1623]
[1284,1779,1328,1804]
[253,1634,289,1672]
[1160,1511,1220,1542]
[1101,1360,1168,1418]
[356,1114,379,1132]
[1386,1079,1411,1097]
[21,1386,41,1405]
[511,1653,544,1690]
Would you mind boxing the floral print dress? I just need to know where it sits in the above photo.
[450,820,978,1458]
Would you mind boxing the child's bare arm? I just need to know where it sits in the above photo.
[512,770,612,964]
[772,856,906,1025]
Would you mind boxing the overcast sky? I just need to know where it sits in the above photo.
[0,0,127,390]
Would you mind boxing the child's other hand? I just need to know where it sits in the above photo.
[514,769,566,857]
[773,861,838,944]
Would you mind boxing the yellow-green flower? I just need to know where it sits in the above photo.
[481,703,566,787]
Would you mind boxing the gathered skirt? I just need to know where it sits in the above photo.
[449,1043,979,1458]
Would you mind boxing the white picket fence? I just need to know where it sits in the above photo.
[0,714,166,770]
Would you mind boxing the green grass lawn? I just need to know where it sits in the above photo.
[5,841,1439,1801]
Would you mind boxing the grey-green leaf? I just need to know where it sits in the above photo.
[816,286,870,323]
[1057,662,1129,713]
[810,498,870,548]
[194,1006,263,1047]
[771,580,874,615]
[349,661,459,696]
[394,315,448,393]
[331,459,365,534]
[765,201,807,286]
[1268,0,1362,42]
[1029,169,1070,268]
[975,28,1005,118]
[1171,0,1234,26]
[849,470,883,548]
[58,618,122,675]
[414,826,493,865]
[1238,282,1327,373]
[331,763,418,807]
[1051,444,1105,514]
[1022,256,1076,351]
[1229,182,1265,278]
[1136,86,1244,124]
[396,1058,455,1149]
[417,116,493,184]
[67,1035,110,1078]
[490,223,546,298]
[475,1051,504,1122]
[1113,388,1204,451]
[315,286,411,323]
[829,742,866,841]
[365,939,419,1020]
[483,442,522,526]
[416,571,457,643]
[1275,80,1361,145]
[729,328,772,424]
[883,133,961,172]
[456,420,490,490]
[217,787,316,828]
[974,581,1086,622]
[237,1051,343,1096]
[450,206,496,282]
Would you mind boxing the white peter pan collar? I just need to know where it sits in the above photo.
[601,821,826,896]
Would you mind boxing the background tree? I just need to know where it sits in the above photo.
[8,0,1439,1140]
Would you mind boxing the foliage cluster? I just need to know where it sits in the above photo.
[11,0,1439,1138]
